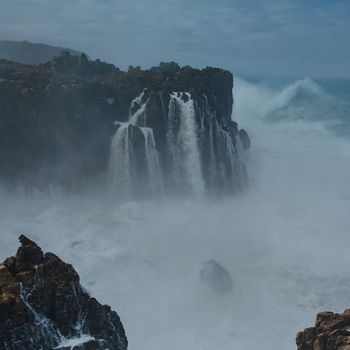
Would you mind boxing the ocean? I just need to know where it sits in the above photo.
[1,77,350,349]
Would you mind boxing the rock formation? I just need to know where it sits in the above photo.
[296,309,350,350]
[200,260,233,295]
[0,51,249,197]
[0,235,127,350]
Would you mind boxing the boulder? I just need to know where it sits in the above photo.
[0,235,127,350]
[296,309,350,350]
[200,260,233,295]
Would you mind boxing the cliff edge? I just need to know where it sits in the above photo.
[0,51,250,196]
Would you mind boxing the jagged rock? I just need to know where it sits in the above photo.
[51,51,117,76]
[200,260,233,295]
[0,235,127,350]
[296,309,350,350]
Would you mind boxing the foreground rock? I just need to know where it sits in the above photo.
[297,310,350,350]
[0,235,127,350]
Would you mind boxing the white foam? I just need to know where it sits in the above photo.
[54,335,95,349]
[2,78,350,350]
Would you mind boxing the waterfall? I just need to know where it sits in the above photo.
[129,90,148,125]
[206,116,243,192]
[108,90,243,198]
[140,127,163,195]
[197,99,244,194]
[168,93,205,196]
[108,91,163,198]
[223,130,242,190]
[108,123,133,197]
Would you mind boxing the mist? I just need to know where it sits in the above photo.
[1,77,350,349]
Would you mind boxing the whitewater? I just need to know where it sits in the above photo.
[1,77,350,350]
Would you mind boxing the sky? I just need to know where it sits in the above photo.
[0,0,349,78]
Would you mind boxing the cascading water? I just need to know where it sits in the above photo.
[108,91,163,199]
[19,283,63,348]
[167,92,205,196]
[19,283,97,350]
[108,123,133,197]
[140,127,164,195]
[108,89,245,198]
[129,90,148,126]
[196,95,245,194]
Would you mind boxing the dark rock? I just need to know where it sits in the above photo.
[296,309,350,350]
[51,51,117,76]
[0,55,248,194]
[15,234,44,272]
[239,129,251,150]
[200,260,233,295]
[0,235,127,350]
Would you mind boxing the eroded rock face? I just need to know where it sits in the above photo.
[0,235,127,350]
[0,53,249,195]
[296,310,350,350]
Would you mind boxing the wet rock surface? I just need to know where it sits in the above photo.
[296,309,350,350]
[0,235,127,350]
[0,52,249,193]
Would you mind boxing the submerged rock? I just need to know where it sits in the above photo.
[200,260,233,295]
[0,235,127,350]
[239,129,251,150]
[296,309,350,350]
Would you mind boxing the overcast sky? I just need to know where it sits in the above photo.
[1,0,349,78]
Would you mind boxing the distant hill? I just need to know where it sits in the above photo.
[0,40,81,64]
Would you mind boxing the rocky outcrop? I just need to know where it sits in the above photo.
[200,260,233,295]
[296,310,350,350]
[0,235,127,350]
[0,51,249,196]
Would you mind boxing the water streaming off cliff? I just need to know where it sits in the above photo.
[108,90,244,198]
[1,78,350,350]
[166,93,204,196]
[108,91,163,199]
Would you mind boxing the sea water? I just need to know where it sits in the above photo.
[1,77,350,350]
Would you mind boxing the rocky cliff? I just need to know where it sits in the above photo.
[0,235,127,350]
[297,310,350,350]
[0,51,250,197]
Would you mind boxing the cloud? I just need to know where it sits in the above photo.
[0,0,349,78]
